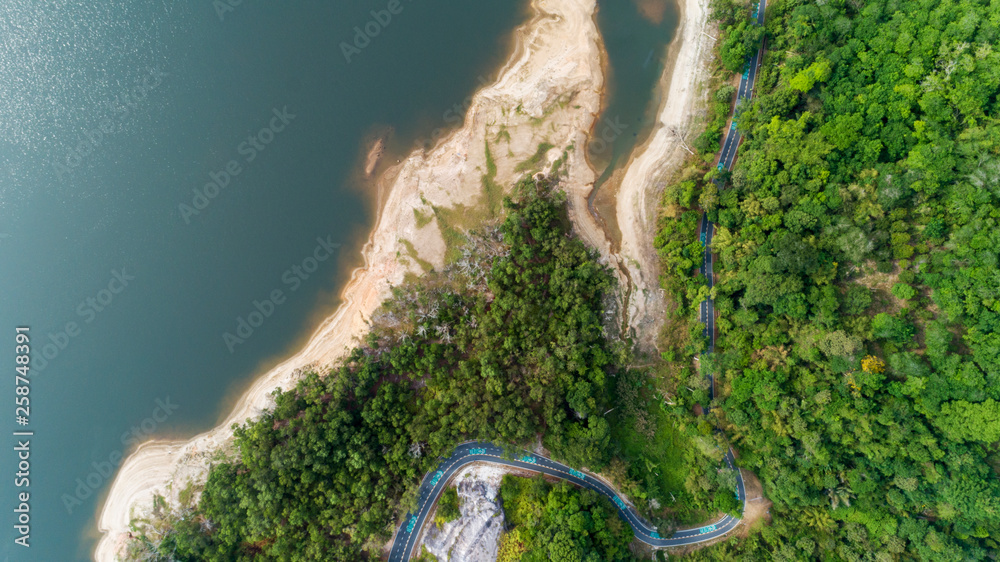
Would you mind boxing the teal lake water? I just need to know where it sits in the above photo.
[0,2,523,560]
[592,0,679,186]
[0,1,676,560]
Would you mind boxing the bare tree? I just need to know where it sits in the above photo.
[669,126,695,155]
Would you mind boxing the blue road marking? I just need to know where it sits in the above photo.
[392,442,748,555]
[429,470,444,486]
[470,448,486,455]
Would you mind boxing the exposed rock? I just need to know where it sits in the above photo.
[422,465,506,562]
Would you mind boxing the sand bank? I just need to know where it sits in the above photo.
[94,0,605,559]
[364,137,385,177]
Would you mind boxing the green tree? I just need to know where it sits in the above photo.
[935,399,1000,443]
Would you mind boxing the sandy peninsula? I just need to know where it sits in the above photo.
[95,0,607,559]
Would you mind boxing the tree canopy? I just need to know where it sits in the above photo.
[656,0,1000,558]
[499,475,637,562]
[122,180,628,560]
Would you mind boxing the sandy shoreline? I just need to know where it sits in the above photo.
[94,0,606,559]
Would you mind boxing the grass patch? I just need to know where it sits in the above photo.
[514,142,555,174]
[494,125,511,145]
[429,206,469,264]
[399,239,433,273]
[413,208,434,229]
[609,366,716,526]
[611,383,690,497]
[482,141,504,218]
[413,546,438,562]
[549,144,573,178]
[177,480,199,508]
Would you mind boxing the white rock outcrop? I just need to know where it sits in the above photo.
[422,466,507,562]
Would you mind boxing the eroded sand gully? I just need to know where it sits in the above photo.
[96,0,716,557]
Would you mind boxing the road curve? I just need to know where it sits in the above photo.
[391,2,769,558]
[388,442,746,561]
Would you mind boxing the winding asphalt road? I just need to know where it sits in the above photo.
[705,0,767,400]
[390,3,768,558]
[388,442,746,561]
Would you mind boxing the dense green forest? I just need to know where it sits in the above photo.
[655,0,1000,559]
[496,475,637,562]
[434,487,462,529]
[121,180,735,561]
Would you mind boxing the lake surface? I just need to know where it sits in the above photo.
[592,0,679,178]
[0,1,524,560]
[0,0,677,560]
